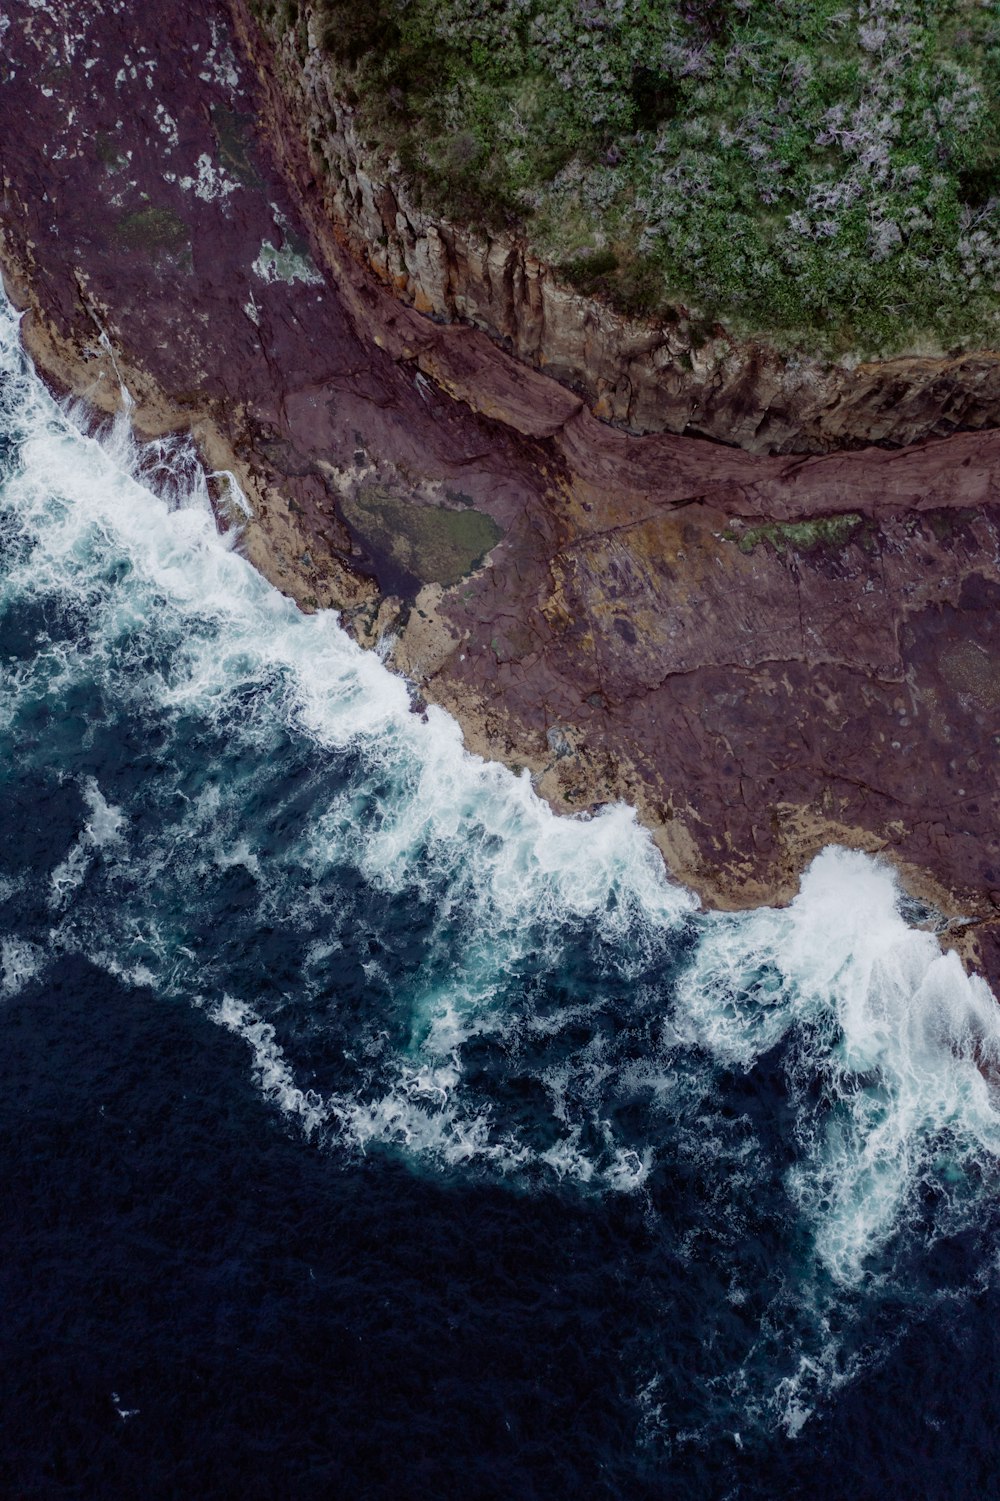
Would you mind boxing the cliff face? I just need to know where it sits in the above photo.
[235,2,1000,458]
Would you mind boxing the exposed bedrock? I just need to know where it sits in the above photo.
[1,0,998,986]
[230,0,1000,458]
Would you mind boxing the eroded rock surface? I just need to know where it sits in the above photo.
[232,0,1000,458]
[1,0,999,983]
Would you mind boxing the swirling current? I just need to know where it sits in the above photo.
[2,287,1000,1499]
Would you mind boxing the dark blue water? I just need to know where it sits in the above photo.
[2,294,999,1498]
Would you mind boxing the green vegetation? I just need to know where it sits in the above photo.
[724,513,864,554]
[95,132,127,170]
[115,206,190,257]
[211,105,265,190]
[341,486,503,589]
[270,0,1000,355]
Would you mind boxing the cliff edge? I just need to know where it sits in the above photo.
[2,0,999,989]
[234,0,1000,456]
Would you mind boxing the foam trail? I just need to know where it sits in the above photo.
[0,938,45,999]
[3,275,1000,1444]
[49,778,125,909]
[0,286,694,1191]
[209,995,329,1136]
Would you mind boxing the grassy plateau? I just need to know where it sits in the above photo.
[259,0,1000,356]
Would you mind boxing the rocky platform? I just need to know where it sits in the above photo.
[2,0,999,984]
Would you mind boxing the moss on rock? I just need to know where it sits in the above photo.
[341,486,503,593]
[724,513,864,555]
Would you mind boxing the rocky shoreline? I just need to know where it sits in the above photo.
[2,0,999,986]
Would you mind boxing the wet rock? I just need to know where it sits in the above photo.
[2,0,999,997]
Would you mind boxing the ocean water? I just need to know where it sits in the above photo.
[2,286,1000,1499]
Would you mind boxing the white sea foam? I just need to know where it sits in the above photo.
[49,778,125,908]
[209,994,329,1136]
[677,847,1000,1284]
[82,777,126,847]
[1,284,998,1313]
[0,937,45,998]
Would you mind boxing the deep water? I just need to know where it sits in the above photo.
[2,289,1000,1500]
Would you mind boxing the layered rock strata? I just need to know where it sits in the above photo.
[1,0,999,987]
[234,1,1000,457]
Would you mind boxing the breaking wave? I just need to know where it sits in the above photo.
[1,286,998,1446]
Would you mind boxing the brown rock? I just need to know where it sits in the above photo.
[1,0,998,997]
[232,0,1000,457]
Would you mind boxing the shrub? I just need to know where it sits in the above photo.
[295,0,1000,355]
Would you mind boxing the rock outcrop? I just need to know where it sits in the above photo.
[1,0,999,989]
[232,1,1000,457]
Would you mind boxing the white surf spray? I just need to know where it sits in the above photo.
[0,285,694,1193]
[677,848,1000,1285]
[2,285,999,1435]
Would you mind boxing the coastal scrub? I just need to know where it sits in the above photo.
[261,0,1000,357]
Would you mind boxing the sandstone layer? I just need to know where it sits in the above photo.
[236,0,1000,458]
[1,0,999,987]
